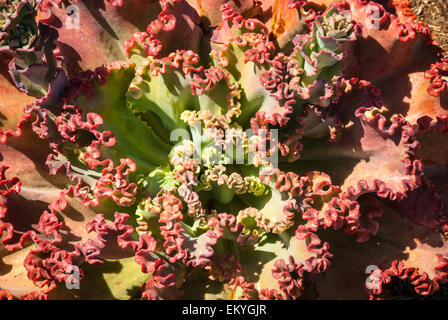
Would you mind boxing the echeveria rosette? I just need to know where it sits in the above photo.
[0,0,38,52]
[0,0,61,97]
[0,0,447,300]
[280,0,448,299]
[0,2,346,299]
[254,4,358,165]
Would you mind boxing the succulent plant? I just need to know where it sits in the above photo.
[0,0,447,300]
